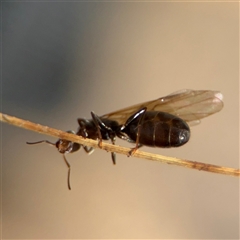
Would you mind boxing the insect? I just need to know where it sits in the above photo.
[27,89,223,189]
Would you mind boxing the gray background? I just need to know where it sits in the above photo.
[2,2,239,239]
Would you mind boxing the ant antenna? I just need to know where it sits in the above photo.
[26,140,72,190]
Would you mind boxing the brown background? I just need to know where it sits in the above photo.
[2,2,239,239]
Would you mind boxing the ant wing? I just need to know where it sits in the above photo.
[101,89,223,126]
[150,89,224,126]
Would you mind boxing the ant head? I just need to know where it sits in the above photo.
[56,138,73,154]
[56,139,81,154]
[27,130,80,190]
[56,130,81,154]
[27,130,81,154]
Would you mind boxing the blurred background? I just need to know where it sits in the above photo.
[2,2,239,239]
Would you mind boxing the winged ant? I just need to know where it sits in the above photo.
[27,89,223,189]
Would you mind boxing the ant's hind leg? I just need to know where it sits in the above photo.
[128,144,143,157]
[124,107,147,157]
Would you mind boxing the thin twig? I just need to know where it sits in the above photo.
[1,112,239,177]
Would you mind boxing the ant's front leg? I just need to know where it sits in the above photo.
[91,112,104,148]
[91,111,117,150]
[83,146,95,155]
[91,112,117,164]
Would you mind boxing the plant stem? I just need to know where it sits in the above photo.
[1,112,239,177]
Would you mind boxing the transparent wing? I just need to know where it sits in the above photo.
[101,89,223,126]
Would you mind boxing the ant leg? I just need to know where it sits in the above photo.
[127,107,147,156]
[63,154,71,190]
[128,144,143,157]
[110,137,116,165]
[91,112,117,164]
[83,146,95,155]
[111,152,116,165]
[91,112,104,148]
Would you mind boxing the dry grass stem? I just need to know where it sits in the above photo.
[1,112,239,177]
